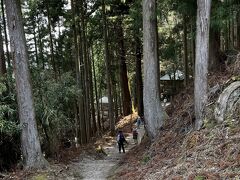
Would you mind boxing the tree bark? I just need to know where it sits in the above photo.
[117,20,132,116]
[71,0,87,144]
[46,0,57,79]
[1,0,10,68]
[102,0,115,135]
[88,46,97,135]
[183,15,189,86]
[79,0,90,142]
[91,46,101,132]
[191,22,195,77]
[194,0,211,130]
[209,26,220,71]
[135,34,143,117]
[0,25,6,76]
[143,0,164,139]
[237,10,240,50]
[5,0,47,169]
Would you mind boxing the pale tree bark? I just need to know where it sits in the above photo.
[143,0,164,139]
[194,0,211,130]
[5,0,48,169]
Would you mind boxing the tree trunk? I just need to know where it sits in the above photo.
[102,0,115,135]
[194,0,211,130]
[191,22,195,77]
[71,0,87,144]
[46,0,57,79]
[143,0,164,139]
[88,46,97,135]
[37,23,45,70]
[209,26,221,71]
[5,0,47,169]
[32,23,39,66]
[1,0,10,68]
[183,15,189,86]
[0,25,6,76]
[91,46,101,132]
[79,0,90,142]
[135,34,144,117]
[237,10,240,50]
[117,20,132,116]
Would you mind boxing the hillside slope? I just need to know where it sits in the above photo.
[111,60,240,179]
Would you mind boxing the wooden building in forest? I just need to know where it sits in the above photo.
[160,70,184,100]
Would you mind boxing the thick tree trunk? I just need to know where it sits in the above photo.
[143,0,164,139]
[5,0,47,169]
[117,20,132,116]
[135,35,144,117]
[194,0,211,130]
[102,0,115,135]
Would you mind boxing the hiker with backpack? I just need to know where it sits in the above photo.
[117,130,127,153]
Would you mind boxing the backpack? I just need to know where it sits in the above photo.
[117,133,124,142]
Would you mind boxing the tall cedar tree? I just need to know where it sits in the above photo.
[5,0,48,169]
[143,0,164,139]
[102,0,115,135]
[194,0,211,130]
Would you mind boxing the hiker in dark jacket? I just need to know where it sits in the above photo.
[117,130,127,153]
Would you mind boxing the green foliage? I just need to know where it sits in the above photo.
[194,176,206,180]
[0,80,19,136]
[141,154,151,164]
[33,71,79,139]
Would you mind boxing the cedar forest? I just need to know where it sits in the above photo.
[0,0,240,179]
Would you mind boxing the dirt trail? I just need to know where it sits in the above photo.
[14,125,145,180]
[69,125,145,180]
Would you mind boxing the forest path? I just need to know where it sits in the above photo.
[25,125,145,180]
[68,125,145,180]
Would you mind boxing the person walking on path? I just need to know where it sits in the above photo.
[132,127,138,144]
[117,130,127,153]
